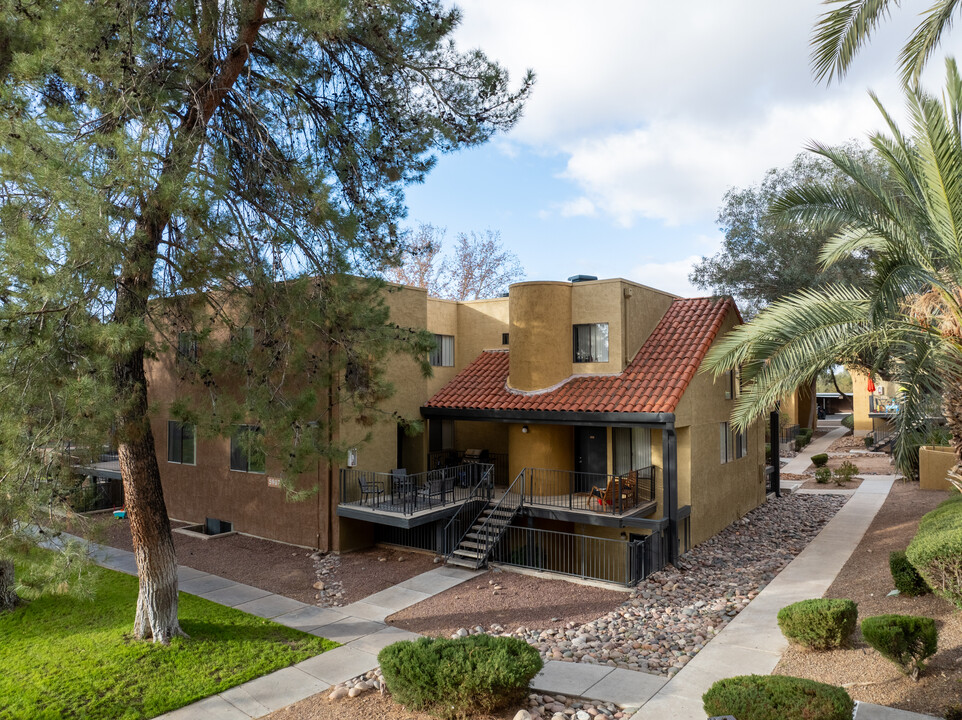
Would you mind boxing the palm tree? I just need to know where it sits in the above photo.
[704,57,962,485]
[812,0,961,85]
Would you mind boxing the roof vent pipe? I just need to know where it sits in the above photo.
[567,274,598,283]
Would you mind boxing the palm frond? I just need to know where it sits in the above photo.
[811,0,896,83]
[899,0,962,85]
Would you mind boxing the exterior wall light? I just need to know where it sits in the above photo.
[522,425,529,434]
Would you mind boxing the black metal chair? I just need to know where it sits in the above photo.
[417,469,451,507]
[358,474,384,507]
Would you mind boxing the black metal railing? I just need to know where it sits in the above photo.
[869,395,900,416]
[70,476,124,513]
[779,424,800,445]
[523,466,656,515]
[488,524,668,587]
[339,463,493,516]
[440,466,495,556]
[463,469,524,568]
[428,449,509,486]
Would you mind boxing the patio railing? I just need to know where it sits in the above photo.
[488,524,668,586]
[523,466,656,515]
[428,449,509,486]
[339,463,493,516]
[440,467,495,556]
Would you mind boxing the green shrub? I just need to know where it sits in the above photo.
[889,551,930,597]
[841,413,854,430]
[861,614,937,681]
[703,675,853,720]
[777,598,858,650]
[833,460,859,486]
[815,467,832,484]
[811,453,829,468]
[906,495,962,608]
[378,635,542,718]
[765,442,772,464]
[864,435,875,449]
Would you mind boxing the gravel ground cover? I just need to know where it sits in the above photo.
[829,433,873,452]
[391,493,847,677]
[775,482,961,717]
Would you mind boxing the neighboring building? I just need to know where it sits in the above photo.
[109,276,767,586]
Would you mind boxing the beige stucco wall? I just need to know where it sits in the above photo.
[920,445,957,491]
[508,282,573,391]
[570,280,624,375]
[457,297,509,368]
[673,307,767,547]
[622,283,677,364]
[508,423,574,494]
[426,297,459,397]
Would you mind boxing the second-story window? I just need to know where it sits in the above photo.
[230,425,266,473]
[177,331,197,362]
[430,334,454,367]
[573,323,609,363]
[167,421,196,465]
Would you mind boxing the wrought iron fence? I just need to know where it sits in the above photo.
[428,449,509,486]
[489,524,668,586]
[523,466,656,515]
[779,424,800,445]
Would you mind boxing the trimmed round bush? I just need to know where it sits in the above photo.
[777,598,858,650]
[811,453,829,468]
[378,634,542,718]
[864,435,875,448]
[815,467,832,484]
[906,495,962,608]
[841,413,854,430]
[889,551,930,597]
[861,614,937,681]
[703,674,853,720]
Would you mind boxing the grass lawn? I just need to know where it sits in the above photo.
[0,558,336,720]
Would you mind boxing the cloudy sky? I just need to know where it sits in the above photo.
[403,0,958,297]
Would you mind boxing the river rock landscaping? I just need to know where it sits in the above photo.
[392,493,847,677]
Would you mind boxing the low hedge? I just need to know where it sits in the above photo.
[889,551,930,597]
[861,614,937,681]
[777,598,857,650]
[841,413,854,430]
[702,674,853,720]
[811,453,829,468]
[378,634,542,718]
[906,494,962,609]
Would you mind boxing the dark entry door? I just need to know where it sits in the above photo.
[574,426,606,492]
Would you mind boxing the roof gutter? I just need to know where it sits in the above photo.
[419,407,676,429]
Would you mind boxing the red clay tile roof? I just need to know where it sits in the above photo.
[424,297,736,415]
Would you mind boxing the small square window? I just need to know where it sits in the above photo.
[177,331,197,362]
[167,421,196,465]
[430,334,454,367]
[573,323,608,363]
[230,425,265,473]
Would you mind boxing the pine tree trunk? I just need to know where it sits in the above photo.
[0,558,17,611]
[115,332,184,642]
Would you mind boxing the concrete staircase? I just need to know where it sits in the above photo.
[446,502,517,569]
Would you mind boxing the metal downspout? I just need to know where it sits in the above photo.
[663,423,679,564]
[770,407,781,498]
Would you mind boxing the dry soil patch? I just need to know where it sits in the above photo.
[774,481,961,717]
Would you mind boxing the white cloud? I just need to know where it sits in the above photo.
[450,0,941,227]
[628,255,708,298]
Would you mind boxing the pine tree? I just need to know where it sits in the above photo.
[0,0,531,638]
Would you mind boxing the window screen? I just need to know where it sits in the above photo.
[167,421,195,465]
[429,334,454,367]
[230,425,265,473]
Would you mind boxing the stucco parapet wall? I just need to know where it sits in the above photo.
[507,277,681,299]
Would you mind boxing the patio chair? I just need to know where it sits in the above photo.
[357,474,384,507]
[391,468,415,505]
[417,470,451,507]
[589,477,629,510]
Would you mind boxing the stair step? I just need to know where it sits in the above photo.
[458,540,485,550]
[445,557,478,569]
[453,549,484,559]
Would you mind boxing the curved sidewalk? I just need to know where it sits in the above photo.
[628,476,936,720]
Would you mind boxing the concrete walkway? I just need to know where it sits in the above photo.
[76,477,937,720]
[628,476,940,720]
[73,538,475,720]
[780,425,850,475]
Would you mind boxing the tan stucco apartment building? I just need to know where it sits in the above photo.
[144,276,768,586]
